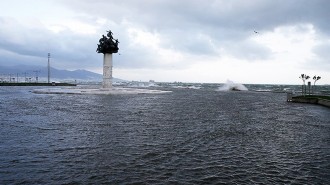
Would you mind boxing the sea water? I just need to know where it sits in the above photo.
[0,85,329,184]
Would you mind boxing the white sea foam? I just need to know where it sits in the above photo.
[217,80,248,91]
[128,82,159,88]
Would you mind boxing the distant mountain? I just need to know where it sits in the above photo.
[0,65,124,82]
[44,68,102,81]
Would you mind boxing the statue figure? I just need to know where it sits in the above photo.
[96,30,119,54]
[107,30,113,39]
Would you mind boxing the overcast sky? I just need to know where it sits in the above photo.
[0,0,329,84]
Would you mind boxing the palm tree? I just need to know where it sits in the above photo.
[299,74,310,95]
[312,75,321,94]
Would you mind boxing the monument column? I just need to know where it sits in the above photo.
[103,53,113,89]
[96,30,119,90]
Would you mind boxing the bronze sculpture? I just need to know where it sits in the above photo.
[96,30,119,54]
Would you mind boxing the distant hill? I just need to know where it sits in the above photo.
[0,65,124,82]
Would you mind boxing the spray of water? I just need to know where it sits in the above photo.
[217,80,248,91]
[129,81,158,88]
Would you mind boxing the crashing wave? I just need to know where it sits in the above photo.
[217,80,248,91]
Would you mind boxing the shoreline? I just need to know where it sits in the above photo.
[0,82,76,86]
[289,95,330,108]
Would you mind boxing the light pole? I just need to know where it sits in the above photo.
[48,53,50,83]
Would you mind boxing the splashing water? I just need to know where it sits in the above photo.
[217,80,248,91]
[129,81,159,88]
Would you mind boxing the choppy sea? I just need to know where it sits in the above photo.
[1,83,330,184]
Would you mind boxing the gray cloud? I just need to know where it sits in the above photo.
[0,17,100,68]
[59,0,330,58]
[1,0,330,74]
[223,39,272,61]
[65,0,330,33]
[310,41,330,71]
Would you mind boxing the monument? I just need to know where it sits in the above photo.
[96,30,119,89]
[33,30,171,95]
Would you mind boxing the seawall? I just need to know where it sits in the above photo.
[291,96,330,108]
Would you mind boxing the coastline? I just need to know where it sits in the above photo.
[289,95,330,108]
[0,82,76,86]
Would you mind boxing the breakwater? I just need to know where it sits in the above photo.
[291,95,330,108]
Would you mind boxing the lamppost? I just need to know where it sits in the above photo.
[48,53,51,83]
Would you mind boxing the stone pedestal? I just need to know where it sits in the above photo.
[102,53,113,89]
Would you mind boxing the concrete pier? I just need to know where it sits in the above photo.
[103,53,113,89]
[290,95,330,108]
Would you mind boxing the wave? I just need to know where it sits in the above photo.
[128,82,159,88]
[217,80,248,91]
